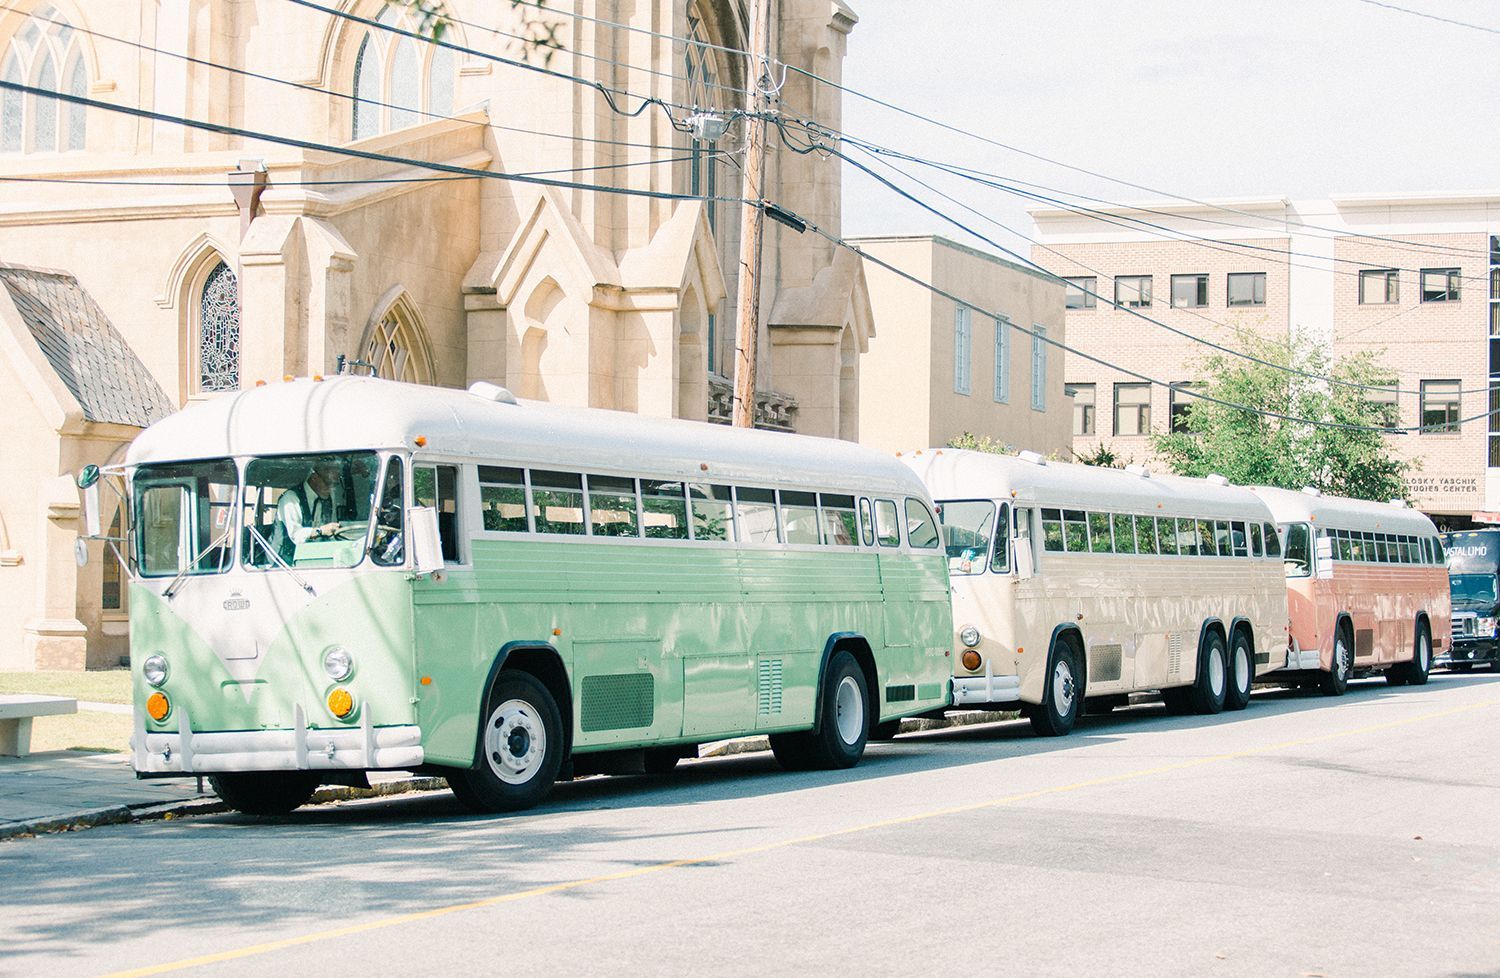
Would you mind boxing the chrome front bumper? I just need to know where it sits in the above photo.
[951,662,1022,706]
[133,704,424,775]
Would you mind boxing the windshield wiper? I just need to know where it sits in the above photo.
[163,523,236,599]
[245,524,317,595]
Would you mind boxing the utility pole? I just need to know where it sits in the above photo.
[731,0,773,428]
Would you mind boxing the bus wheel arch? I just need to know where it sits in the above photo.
[1224,618,1255,711]
[811,633,877,737]
[449,659,567,813]
[483,643,574,760]
[1029,625,1084,737]
[771,637,873,771]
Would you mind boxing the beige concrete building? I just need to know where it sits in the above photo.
[1031,194,1500,528]
[851,235,1069,456]
[0,0,874,670]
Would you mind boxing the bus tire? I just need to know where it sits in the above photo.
[1187,630,1228,715]
[869,719,902,741]
[209,772,320,816]
[770,650,869,771]
[1391,621,1432,687]
[447,669,564,814]
[1029,640,1082,737]
[1224,630,1254,711]
[1319,624,1352,697]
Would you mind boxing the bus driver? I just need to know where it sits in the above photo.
[273,457,345,562]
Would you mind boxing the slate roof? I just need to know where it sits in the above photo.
[0,263,174,428]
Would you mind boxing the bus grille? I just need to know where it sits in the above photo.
[580,673,655,731]
[885,684,916,704]
[1167,633,1184,680]
[1089,644,1123,683]
[757,659,783,715]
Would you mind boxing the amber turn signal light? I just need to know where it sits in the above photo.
[960,649,982,671]
[327,686,354,719]
[146,691,170,721]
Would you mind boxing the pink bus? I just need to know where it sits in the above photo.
[1250,487,1450,695]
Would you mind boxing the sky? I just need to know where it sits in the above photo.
[834,0,1500,253]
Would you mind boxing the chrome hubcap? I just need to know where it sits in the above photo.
[1208,646,1226,698]
[1336,638,1350,680]
[1052,659,1076,717]
[834,675,864,745]
[484,698,546,785]
[1419,634,1430,671]
[1235,646,1251,693]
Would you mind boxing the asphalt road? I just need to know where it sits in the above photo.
[5,673,1499,978]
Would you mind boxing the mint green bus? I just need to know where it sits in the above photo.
[83,377,953,814]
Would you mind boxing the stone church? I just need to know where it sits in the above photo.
[0,0,873,670]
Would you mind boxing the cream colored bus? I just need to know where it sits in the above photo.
[902,449,1288,736]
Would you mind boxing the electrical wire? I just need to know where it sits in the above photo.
[0,79,749,205]
[1350,0,1500,35]
[780,63,1495,261]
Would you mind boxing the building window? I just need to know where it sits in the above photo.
[993,316,1010,403]
[1170,274,1208,309]
[1419,380,1460,433]
[101,508,122,611]
[365,298,434,384]
[1114,275,1152,308]
[1114,382,1151,436]
[350,7,455,139]
[197,261,241,393]
[1359,268,1399,305]
[1066,383,1095,435]
[1030,325,1047,411]
[953,305,971,395]
[1227,272,1266,307]
[1169,382,1196,433]
[0,5,87,154]
[1064,276,1096,310]
[1367,387,1399,432]
[1420,268,1461,303]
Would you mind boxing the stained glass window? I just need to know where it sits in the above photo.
[198,261,241,393]
[349,8,455,140]
[1,5,86,154]
[364,300,433,384]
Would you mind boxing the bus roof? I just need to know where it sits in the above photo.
[124,376,932,498]
[902,449,1275,522]
[1249,486,1438,535]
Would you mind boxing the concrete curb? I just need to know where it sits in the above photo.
[0,776,450,842]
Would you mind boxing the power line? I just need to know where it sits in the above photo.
[781,63,1496,261]
[828,138,1487,401]
[0,79,748,205]
[1350,0,1500,34]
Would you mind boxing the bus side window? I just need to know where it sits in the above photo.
[414,464,461,562]
[858,497,876,547]
[874,499,901,547]
[371,456,406,567]
[1249,521,1263,557]
[991,502,1012,573]
[736,488,781,544]
[1040,508,1065,552]
[904,498,941,550]
[1434,536,1447,564]
[1262,522,1281,558]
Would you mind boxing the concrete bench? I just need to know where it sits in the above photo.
[0,695,78,757]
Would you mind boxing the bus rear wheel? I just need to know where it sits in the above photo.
[447,669,564,814]
[1319,626,1352,696]
[1224,631,1254,711]
[1028,642,1082,736]
[210,772,320,816]
[1186,630,1228,715]
[1390,621,1432,687]
[770,650,869,771]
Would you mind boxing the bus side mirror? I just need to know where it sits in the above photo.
[1315,535,1334,579]
[1013,508,1036,580]
[77,466,102,539]
[408,506,445,574]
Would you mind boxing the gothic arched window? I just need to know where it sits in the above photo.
[0,5,86,154]
[350,6,455,140]
[197,260,241,393]
[364,299,433,384]
[684,5,725,235]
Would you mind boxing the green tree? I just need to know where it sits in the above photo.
[1072,443,1127,468]
[946,432,1014,455]
[386,1,562,62]
[1151,333,1411,500]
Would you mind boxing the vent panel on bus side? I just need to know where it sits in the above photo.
[1167,633,1184,681]
[580,673,655,731]
[1089,644,1123,683]
[757,659,784,716]
[885,684,916,704]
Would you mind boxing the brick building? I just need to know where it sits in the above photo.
[1031,194,1500,527]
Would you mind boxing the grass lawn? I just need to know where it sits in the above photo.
[0,670,134,753]
[0,669,132,704]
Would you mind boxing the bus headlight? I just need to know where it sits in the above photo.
[142,654,169,687]
[323,646,354,681]
[959,625,981,649]
[1480,618,1497,637]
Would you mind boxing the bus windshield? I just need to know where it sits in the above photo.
[241,452,382,570]
[938,500,995,575]
[134,459,239,577]
[1451,573,1498,607]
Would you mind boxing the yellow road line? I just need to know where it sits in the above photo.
[101,694,1499,978]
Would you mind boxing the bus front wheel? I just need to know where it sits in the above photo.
[1224,631,1254,711]
[448,669,564,814]
[1319,626,1352,696]
[770,650,870,771]
[210,772,320,816]
[1028,642,1082,736]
